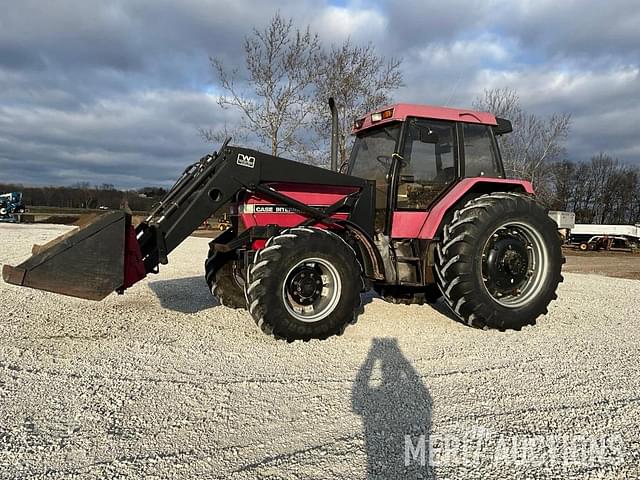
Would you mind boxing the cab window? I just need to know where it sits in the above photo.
[349,124,401,232]
[349,124,400,183]
[462,123,502,178]
[396,119,456,209]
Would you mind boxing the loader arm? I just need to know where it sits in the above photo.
[136,143,373,273]
[3,142,375,300]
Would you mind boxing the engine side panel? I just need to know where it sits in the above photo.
[239,183,358,230]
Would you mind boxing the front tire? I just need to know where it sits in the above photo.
[245,227,363,341]
[204,249,246,309]
[435,192,563,330]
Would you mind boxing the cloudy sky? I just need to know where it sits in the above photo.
[1,0,639,188]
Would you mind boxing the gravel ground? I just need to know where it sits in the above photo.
[563,248,640,280]
[0,223,639,479]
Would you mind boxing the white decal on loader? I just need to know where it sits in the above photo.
[241,204,327,214]
[237,153,256,168]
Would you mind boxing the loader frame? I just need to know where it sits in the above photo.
[135,141,385,285]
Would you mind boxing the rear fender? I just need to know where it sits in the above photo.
[391,178,533,240]
[419,178,533,240]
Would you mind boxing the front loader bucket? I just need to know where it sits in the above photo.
[2,211,128,300]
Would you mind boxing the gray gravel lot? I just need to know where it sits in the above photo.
[0,223,639,479]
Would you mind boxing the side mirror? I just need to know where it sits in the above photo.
[493,117,513,136]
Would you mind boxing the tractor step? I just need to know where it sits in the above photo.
[396,256,421,262]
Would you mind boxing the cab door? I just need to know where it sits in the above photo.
[390,118,459,238]
[348,123,402,234]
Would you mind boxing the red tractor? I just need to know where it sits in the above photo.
[4,101,563,341]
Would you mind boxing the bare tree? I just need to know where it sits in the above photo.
[589,153,619,223]
[546,154,640,224]
[313,40,403,166]
[548,160,575,210]
[198,123,247,146]
[473,88,571,192]
[609,165,638,224]
[572,161,597,221]
[474,87,521,122]
[72,181,95,209]
[211,13,321,157]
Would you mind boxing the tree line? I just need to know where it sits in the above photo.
[547,154,640,224]
[0,183,167,212]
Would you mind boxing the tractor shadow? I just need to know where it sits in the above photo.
[148,276,218,314]
[352,338,435,479]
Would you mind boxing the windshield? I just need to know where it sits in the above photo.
[348,124,401,182]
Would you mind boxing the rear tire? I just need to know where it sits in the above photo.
[435,192,563,330]
[204,250,246,309]
[245,227,363,341]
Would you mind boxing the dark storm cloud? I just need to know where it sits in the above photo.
[373,0,493,53]
[0,0,259,106]
[0,0,639,188]
[372,0,640,63]
[0,0,306,186]
[0,90,244,186]
[369,0,640,166]
[496,0,640,62]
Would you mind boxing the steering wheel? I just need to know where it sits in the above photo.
[376,155,392,169]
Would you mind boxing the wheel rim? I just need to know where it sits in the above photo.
[282,257,342,323]
[481,221,549,308]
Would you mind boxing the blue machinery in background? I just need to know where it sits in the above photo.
[0,192,25,223]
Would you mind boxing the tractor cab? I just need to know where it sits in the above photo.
[348,104,511,233]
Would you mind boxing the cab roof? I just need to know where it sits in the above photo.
[352,103,498,134]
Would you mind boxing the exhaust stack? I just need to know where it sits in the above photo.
[329,97,339,172]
